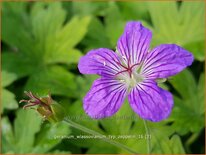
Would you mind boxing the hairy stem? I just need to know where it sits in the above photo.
[63,118,138,154]
[143,120,151,154]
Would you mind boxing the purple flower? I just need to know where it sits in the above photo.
[78,22,193,122]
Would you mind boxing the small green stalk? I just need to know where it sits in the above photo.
[143,119,151,154]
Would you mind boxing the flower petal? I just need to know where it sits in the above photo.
[78,48,122,77]
[117,22,152,66]
[142,44,194,79]
[83,78,127,119]
[128,80,173,122]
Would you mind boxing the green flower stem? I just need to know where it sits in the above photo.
[143,120,151,154]
[185,132,200,153]
[63,118,138,154]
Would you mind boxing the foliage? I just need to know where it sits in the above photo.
[1,71,18,112]
[1,1,205,154]
[2,109,70,153]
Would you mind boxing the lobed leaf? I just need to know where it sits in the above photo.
[147,1,205,61]
[169,69,205,134]
[32,122,71,153]
[1,71,18,112]
[25,66,77,97]
[14,109,42,153]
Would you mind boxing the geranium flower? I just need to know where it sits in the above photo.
[78,22,193,122]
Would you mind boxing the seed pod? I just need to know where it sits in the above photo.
[20,91,65,123]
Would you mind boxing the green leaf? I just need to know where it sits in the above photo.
[117,1,149,20]
[168,135,185,154]
[1,89,18,112]
[1,71,18,112]
[2,71,17,87]
[118,120,184,154]
[120,118,175,153]
[2,109,71,153]
[147,2,179,44]
[54,16,91,50]
[2,52,36,78]
[2,2,91,83]
[14,109,42,153]
[45,15,91,65]
[30,2,67,60]
[1,117,15,153]
[169,69,196,100]
[169,69,205,134]
[25,65,77,97]
[32,122,71,153]
[197,72,205,114]
[184,41,205,62]
[147,1,205,61]
[149,129,184,154]
[179,1,205,43]
[47,48,83,65]
[105,2,125,47]
[2,2,32,53]
[100,101,136,134]
[31,3,90,65]
[72,1,108,16]
[82,17,112,49]
[30,2,66,41]
[171,97,204,135]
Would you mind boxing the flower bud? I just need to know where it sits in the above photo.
[19,91,65,123]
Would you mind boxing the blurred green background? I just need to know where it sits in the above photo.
[1,1,205,154]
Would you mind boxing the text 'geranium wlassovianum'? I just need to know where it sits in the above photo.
[78,22,194,122]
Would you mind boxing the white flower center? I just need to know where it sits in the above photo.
[116,64,144,89]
